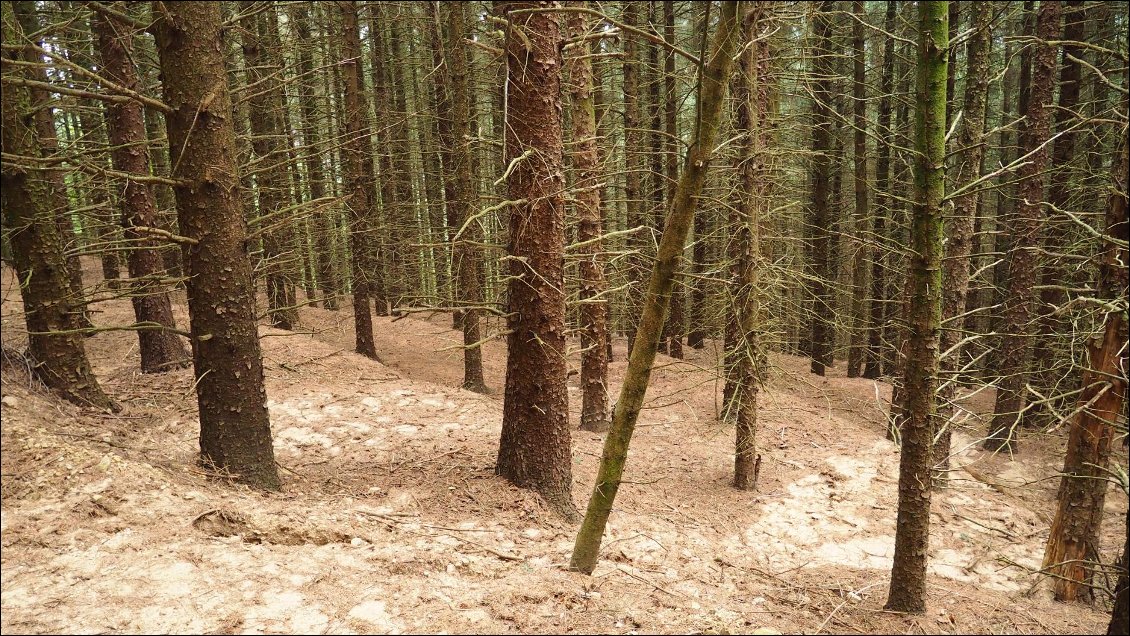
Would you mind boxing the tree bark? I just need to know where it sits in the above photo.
[93,1,189,374]
[153,0,280,490]
[807,1,835,376]
[1,1,112,410]
[571,0,739,574]
[985,0,1061,453]
[845,0,869,379]
[885,0,947,614]
[495,0,577,519]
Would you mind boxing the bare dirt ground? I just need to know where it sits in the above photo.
[1,260,1124,634]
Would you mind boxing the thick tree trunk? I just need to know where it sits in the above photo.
[985,1,1061,453]
[495,0,576,519]
[933,1,991,483]
[885,1,947,614]
[1,3,112,410]
[153,0,280,490]
[93,2,189,374]
[807,1,835,377]
[1041,135,1127,603]
[445,3,488,394]
[571,1,739,574]
[337,0,379,360]
[566,2,611,433]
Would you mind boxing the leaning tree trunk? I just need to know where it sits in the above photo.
[93,1,189,374]
[933,1,991,483]
[566,2,611,432]
[1,2,112,410]
[445,2,488,394]
[1041,133,1128,603]
[153,0,280,490]
[885,0,947,614]
[985,0,1061,453]
[571,0,740,574]
[807,1,835,376]
[495,0,577,519]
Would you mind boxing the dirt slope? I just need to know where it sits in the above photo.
[1,261,1122,634]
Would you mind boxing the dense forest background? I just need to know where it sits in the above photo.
[1,1,1127,633]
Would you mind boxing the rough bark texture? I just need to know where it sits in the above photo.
[153,0,280,490]
[660,0,683,360]
[1041,135,1127,603]
[337,1,378,360]
[985,0,1061,453]
[885,0,947,614]
[566,3,611,433]
[1111,517,1130,635]
[571,1,739,574]
[729,2,772,491]
[1,1,112,410]
[622,1,643,357]
[807,2,835,377]
[863,1,897,381]
[495,0,576,519]
[93,2,189,374]
[933,1,990,482]
[445,3,487,394]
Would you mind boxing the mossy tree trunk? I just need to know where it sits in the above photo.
[884,0,947,614]
[571,0,740,574]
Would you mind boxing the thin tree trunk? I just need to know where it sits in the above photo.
[622,1,643,357]
[985,0,1061,453]
[845,0,869,379]
[661,0,683,359]
[807,1,835,376]
[571,1,739,574]
[885,0,947,613]
[567,2,611,433]
[933,1,991,483]
[153,0,280,490]
[93,1,189,373]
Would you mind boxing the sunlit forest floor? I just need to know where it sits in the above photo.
[2,259,1123,634]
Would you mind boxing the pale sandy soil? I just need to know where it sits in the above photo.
[1,260,1124,634]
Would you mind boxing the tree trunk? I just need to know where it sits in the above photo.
[1041,134,1127,603]
[933,1,991,483]
[93,1,189,374]
[622,1,643,357]
[845,0,869,379]
[863,1,897,380]
[445,3,488,394]
[240,2,297,332]
[566,2,611,433]
[661,0,683,360]
[807,1,835,376]
[153,0,280,490]
[571,0,739,574]
[985,0,1061,453]
[337,0,379,360]
[730,2,773,491]
[1,2,112,410]
[885,0,947,614]
[495,0,576,519]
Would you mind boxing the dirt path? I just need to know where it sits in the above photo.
[1,263,1122,634]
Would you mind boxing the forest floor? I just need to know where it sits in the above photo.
[1,260,1124,635]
